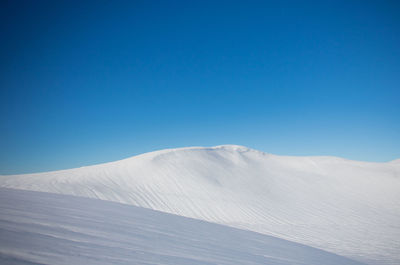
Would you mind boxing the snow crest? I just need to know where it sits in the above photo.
[0,188,365,265]
[1,145,399,265]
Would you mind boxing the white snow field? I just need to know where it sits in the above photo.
[0,145,399,264]
[0,188,365,265]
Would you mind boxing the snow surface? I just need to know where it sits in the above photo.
[1,145,399,264]
[0,188,365,265]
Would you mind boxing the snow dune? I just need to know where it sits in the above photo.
[1,145,399,264]
[0,188,365,265]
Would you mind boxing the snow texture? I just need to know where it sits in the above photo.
[1,145,399,264]
[0,188,365,265]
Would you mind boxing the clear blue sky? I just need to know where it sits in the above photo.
[1,0,399,174]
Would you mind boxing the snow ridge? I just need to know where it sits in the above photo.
[1,145,399,265]
[0,188,365,265]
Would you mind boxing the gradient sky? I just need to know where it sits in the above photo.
[1,0,399,174]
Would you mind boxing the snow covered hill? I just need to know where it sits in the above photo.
[1,145,399,264]
[0,188,365,265]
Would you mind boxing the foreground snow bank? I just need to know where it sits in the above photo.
[1,145,399,264]
[0,188,365,265]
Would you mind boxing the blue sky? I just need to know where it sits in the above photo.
[1,0,399,174]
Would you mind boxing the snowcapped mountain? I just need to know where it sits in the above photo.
[1,145,399,265]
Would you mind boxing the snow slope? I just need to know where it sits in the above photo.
[0,188,365,265]
[1,145,399,264]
